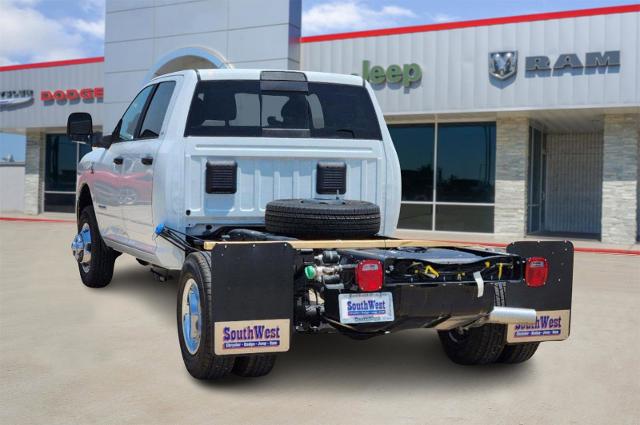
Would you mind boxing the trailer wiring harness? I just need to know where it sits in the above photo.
[154,223,205,253]
[389,258,521,285]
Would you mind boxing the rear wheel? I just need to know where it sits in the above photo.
[498,342,540,363]
[73,206,117,288]
[438,284,507,365]
[438,323,506,365]
[232,355,277,377]
[177,252,235,380]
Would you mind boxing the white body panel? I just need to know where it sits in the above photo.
[87,144,127,244]
[78,69,402,269]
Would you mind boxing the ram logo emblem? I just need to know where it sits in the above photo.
[489,51,518,80]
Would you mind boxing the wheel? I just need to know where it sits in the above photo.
[73,206,117,288]
[232,355,277,377]
[438,323,506,365]
[437,284,507,365]
[265,199,380,239]
[498,342,540,363]
[177,252,235,380]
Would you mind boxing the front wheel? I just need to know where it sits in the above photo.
[74,206,117,288]
[177,252,235,380]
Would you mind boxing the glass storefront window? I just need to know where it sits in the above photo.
[44,193,76,213]
[45,135,77,192]
[398,204,433,230]
[435,205,494,233]
[388,125,434,201]
[436,123,495,203]
[389,122,496,233]
[44,134,92,212]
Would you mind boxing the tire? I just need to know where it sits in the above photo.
[265,199,380,239]
[495,280,539,364]
[232,355,277,377]
[77,206,116,288]
[177,252,235,380]
[438,322,506,365]
[438,284,507,365]
[498,342,540,363]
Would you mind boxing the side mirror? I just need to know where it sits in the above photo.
[67,112,93,144]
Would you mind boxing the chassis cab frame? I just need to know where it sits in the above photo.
[197,232,573,357]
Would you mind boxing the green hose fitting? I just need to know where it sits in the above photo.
[304,265,316,280]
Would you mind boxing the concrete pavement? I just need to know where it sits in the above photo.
[1,220,639,424]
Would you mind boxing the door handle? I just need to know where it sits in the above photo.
[113,157,123,165]
[141,156,153,165]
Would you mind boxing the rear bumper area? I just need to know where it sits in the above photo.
[325,280,569,344]
[324,282,536,333]
[323,241,573,342]
[201,237,573,355]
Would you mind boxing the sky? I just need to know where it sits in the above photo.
[0,0,637,160]
[1,0,638,66]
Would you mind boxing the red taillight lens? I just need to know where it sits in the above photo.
[356,259,384,292]
[525,257,548,287]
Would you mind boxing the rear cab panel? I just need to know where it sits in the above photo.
[174,69,400,239]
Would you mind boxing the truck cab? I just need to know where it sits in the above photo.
[74,69,401,269]
[69,69,572,381]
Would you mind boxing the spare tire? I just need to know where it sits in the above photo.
[265,199,380,239]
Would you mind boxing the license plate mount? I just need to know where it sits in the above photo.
[338,292,395,324]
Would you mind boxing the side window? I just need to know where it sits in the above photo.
[138,81,176,139]
[117,85,154,141]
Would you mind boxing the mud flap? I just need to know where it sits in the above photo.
[505,241,574,343]
[209,243,294,355]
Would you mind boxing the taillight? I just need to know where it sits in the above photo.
[356,259,384,292]
[525,257,548,287]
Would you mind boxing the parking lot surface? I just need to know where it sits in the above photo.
[1,220,639,425]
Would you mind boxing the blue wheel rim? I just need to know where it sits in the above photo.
[181,278,201,354]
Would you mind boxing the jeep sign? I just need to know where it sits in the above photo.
[360,60,422,87]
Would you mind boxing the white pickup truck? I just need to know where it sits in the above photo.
[69,69,573,380]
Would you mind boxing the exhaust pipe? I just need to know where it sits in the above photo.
[487,307,537,325]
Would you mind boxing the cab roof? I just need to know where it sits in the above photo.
[155,68,365,86]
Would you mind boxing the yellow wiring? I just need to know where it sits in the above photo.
[485,261,490,269]
[424,265,440,278]
[498,263,504,279]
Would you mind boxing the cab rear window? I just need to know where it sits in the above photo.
[184,80,382,140]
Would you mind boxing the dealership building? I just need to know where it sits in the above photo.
[0,2,638,244]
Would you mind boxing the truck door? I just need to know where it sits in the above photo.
[90,144,126,243]
[92,85,155,244]
[119,80,177,254]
